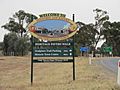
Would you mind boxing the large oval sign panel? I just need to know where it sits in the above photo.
[28,13,77,41]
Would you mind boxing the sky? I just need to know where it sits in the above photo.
[0,0,120,46]
[35,20,69,30]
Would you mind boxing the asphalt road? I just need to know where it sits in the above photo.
[97,57,120,75]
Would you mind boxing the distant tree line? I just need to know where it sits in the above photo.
[1,9,120,56]
[75,9,120,56]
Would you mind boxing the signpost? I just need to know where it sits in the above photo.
[72,14,75,80]
[80,47,89,52]
[103,46,112,56]
[29,13,77,84]
[80,47,89,56]
[33,59,73,63]
[117,60,120,85]
[103,46,112,52]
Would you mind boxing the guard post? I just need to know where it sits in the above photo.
[117,60,120,85]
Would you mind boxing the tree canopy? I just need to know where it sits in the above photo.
[1,9,120,56]
[1,10,38,56]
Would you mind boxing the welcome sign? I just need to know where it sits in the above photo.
[29,13,76,84]
[28,13,77,41]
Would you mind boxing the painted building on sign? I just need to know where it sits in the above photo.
[28,13,78,41]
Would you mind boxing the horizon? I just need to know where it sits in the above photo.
[0,0,120,47]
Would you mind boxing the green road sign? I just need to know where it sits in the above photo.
[103,46,112,52]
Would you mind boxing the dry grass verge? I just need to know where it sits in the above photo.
[0,56,120,90]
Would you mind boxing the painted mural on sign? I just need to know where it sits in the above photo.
[28,13,78,41]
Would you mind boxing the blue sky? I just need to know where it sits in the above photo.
[35,20,69,30]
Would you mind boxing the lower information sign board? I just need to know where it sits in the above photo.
[33,48,73,57]
[33,59,73,63]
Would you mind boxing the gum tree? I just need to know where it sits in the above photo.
[1,10,38,56]
[93,8,109,56]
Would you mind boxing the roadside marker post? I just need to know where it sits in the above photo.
[91,51,93,59]
[117,60,120,85]
[89,56,92,65]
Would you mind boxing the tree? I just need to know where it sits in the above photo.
[13,10,38,37]
[1,18,20,33]
[3,32,18,55]
[2,10,38,36]
[75,9,109,56]
[25,13,38,24]
[13,10,26,37]
[1,10,38,56]
[102,21,120,56]
[3,34,9,55]
[15,35,30,56]
[3,32,30,56]
[92,8,109,56]
[76,22,97,46]
[75,22,98,56]
[93,8,109,48]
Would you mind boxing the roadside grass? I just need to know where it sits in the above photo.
[0,56,120,90]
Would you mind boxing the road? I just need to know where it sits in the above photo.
[96,57,120,75]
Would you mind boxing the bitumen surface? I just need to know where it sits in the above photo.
[96,57,120,75]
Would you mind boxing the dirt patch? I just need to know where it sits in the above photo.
[0,59,4,60]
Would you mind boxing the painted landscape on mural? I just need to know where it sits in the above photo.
[29,20,75,38]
